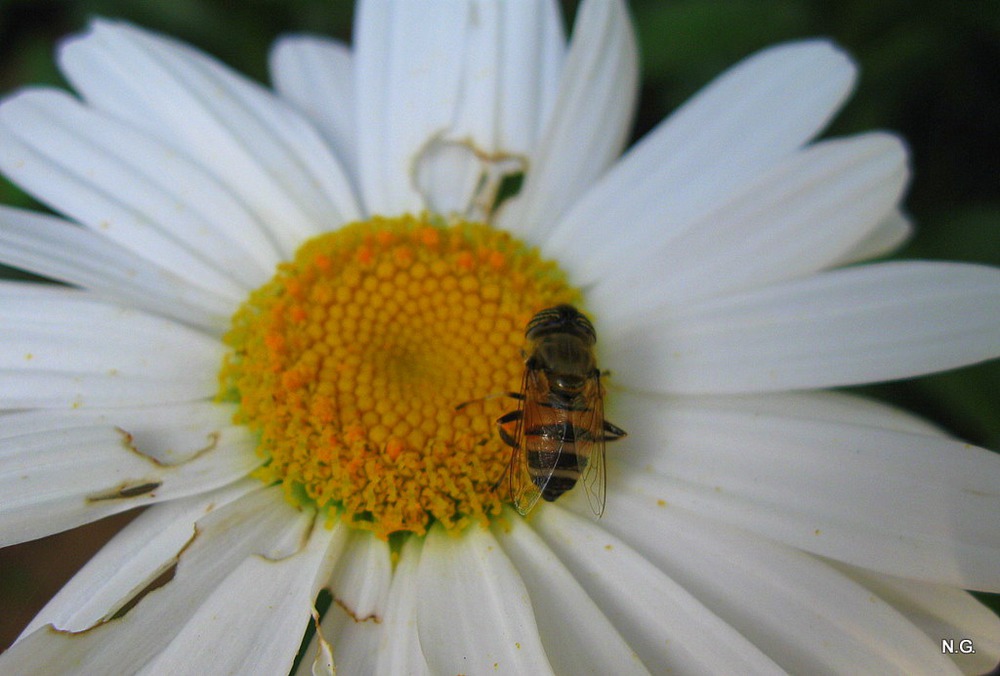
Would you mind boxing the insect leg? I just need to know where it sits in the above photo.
[454,391,524,411]
[496,409,522,447]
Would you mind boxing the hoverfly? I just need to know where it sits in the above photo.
[497,304,626,516]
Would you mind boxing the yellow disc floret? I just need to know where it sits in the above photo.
[219,214,576,539]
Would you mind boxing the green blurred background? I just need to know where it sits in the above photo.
[0,0,997,653]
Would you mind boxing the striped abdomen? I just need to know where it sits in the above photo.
[524,392,594,502]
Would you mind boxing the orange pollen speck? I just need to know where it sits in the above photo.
[218,214,577,539]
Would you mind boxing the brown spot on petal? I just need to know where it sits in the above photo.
[333,597,381,624]
[87,481,162,502]
[110,562,178,620]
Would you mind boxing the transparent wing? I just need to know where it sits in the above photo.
[579,375,608,517]
[508,369,543,516]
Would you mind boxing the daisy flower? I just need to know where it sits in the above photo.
[2,0,999,673]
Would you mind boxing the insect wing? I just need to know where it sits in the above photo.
[578,375,607,517]
[508,369,544,515]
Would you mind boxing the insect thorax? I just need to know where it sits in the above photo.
[529,334,596,380]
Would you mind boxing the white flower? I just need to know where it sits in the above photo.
[2,1,999,674]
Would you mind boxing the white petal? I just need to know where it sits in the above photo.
[0,206,232,332]
[374,537,431,675]
[0,283,224,407]
[0,414,261,547]
[412,139,484,217]
[311,601,382,676]
[607,262,1000,393]
[494,512,649,676]
[834,208,912,266]
[22,480,258,636]
[415,0,566,217]
[598,484,960,674]
[489,0,565,153]
[353,0,471,215]
[590,133,909,320]
[548,39,857,285]
[835,566,1000,674]
[0,400,250,464]
[327,530,392,620]
[613,390,1000,590]
[0,487,311,672]
[0,372,214,411]
[416,523,552,674]
[269,36,356,176]
[59,20,360,256]
[617,389,947,439]
[353,0,565,218]
[141,519,338,676]
[531,505,783,673]
[301,618,335,676]
[291,525,364,676]
[445,0,564,155]
[0,89,282,294]
[497,0,638,244]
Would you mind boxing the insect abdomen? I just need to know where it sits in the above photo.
[525,421,591,501]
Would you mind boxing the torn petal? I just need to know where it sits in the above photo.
[0,421,261,547]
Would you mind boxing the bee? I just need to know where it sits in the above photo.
[497,304,626,516]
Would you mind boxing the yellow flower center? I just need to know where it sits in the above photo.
[219,214,577,539]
